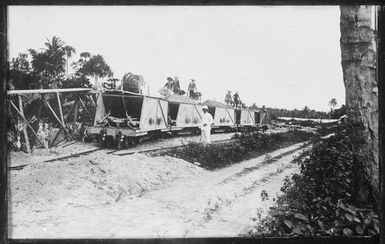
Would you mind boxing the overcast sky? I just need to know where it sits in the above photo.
[8,6,345,111]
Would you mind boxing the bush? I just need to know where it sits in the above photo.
[162,130,316,170]
[248,132,379,237]
[166,142,246,170]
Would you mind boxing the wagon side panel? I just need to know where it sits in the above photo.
[139,97,161,132]
[191,105,203,127]
[241,110,253,125]
[214,107,233,126]
[226,108,235,126]
[176,103,194,127]
[157,99,169,129]
[94,92,106,125]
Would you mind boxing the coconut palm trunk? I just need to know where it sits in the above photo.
[340,5,379,205]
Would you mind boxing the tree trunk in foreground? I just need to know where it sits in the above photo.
[340,5,379,205]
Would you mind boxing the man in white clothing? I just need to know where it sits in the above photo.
[201,105,214,144]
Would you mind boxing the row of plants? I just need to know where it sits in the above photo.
[160,129,316,170]
[246,132,379,237]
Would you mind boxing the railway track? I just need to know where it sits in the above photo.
[9,128,291,171]
[9,128,293,171]
[111,138,240,156]
[8,137,239,171]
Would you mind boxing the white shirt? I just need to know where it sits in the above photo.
[201,111,214,129]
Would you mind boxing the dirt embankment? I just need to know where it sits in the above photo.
[8,131,308,238]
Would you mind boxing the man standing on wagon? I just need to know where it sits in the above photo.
[164,77,174,90]
[201,105,214,144]
[173,76,181,94]
[233,91,240,108]
[188,79,197,99]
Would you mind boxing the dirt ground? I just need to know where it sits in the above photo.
[8,130,309,238]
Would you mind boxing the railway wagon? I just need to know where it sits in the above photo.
[203,100,236,131]
[87,90,169,147]
[87,90,270,147]
[168,95,204,134]
[253,109,270,130]
[233,108,256,131]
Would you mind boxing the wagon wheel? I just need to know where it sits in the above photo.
[98,134,106,148]
[124,137,135,148]
[136,137,143,144]
[117,139,123,150]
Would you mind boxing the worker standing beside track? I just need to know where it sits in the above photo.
[201,105,214,144]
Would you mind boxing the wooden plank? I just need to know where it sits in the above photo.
[56,92,64,124]
[226,108,235,124]
[49,127,63,148]
[10,100,45,148]
[78,97,92,119]
[18,95,30,153]
[52,135,67,148]
[157,100,167,127]
[63,99,76,122]
[45,100,71,138]
[86,94,96,107]
[73,98,79,124]
[194,105,203,119]
[8,88,91,95]
[43,148,102,163]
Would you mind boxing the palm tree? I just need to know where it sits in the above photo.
[29,36,73,80]
[121,72,146,94]
[328,98,337,119]
[340,6,379,204]
[75,54,113,89]
[63,46,76,75]
[80,52,91,62]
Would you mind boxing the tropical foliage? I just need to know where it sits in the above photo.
[161,130,316,170]
[119,72,146,94]
[247,132,379,237]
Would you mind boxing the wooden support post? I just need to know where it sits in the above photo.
[56,92,64,124]
[78,97,92,119]
[63,100,76,122]
[10,100,45,148]
[52,135,67,148]
[87,94,96,107]
[73,97,79,125]
[36,97,44,122]
[50,127,63,148]
[45,100,72,138]
[158,100,167,126]
[18,95,30,153]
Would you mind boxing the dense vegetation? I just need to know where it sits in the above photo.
[160,130,316,170]
[8,37,116,150]
[246,132,379,237]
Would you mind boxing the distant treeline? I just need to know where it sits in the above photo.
[249,104,346,120]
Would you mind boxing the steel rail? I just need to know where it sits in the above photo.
[113,138,240,156]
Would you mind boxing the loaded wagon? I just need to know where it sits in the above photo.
[87,90,271,148]
[87,90,169,148]
[167,95,204,135]
[203,100,236,132]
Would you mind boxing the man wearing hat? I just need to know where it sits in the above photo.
[201,105,214,144]
[225,91,232,105]
[188,79,197,99]
[173,76,181,94]
[164,77,174,90]
[233,91,240,108]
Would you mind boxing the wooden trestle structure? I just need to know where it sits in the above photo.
[8,88,97,152]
